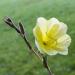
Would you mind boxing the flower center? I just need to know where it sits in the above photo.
[42,33,57,50]
[43,42,47,45]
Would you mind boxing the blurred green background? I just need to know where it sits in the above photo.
[0,0,75,75]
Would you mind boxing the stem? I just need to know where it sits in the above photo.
[4,17,54,75]
[43,56,53,75]
[4,17,42,60]
[22,34,42,60]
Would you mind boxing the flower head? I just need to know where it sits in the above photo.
[33,17,71,55]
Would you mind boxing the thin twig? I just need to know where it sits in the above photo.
[4,17,42,60]
[4,17,53,75]
[43,56,53,75]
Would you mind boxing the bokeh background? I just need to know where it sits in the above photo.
[0,0,75,75]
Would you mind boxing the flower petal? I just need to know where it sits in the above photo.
[37,17,47,35]
[47,18,68,39]
[33,25,42,42]
[45,50,58,55]
[55,22,68,38]
[57,34,71,50]
[58,48,68,55]
[48,18,59,27]
[35,40,44,53]
[47,18,60,38]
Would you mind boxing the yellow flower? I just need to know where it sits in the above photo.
[33,17,71,55]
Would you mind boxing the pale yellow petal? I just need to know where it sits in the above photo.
[47,18,68,39]
[45,50,58,55]
[48,17,59,26]
[35,40,44,53]
[57,34,71,50]
[55,22,68,38]
[47,23,60,38]
[47,18,60,38]
[58,48,68,55]
[33,25,42,42]
[37,17,47,35]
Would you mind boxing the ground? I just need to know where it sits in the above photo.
[0,0,75,75]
